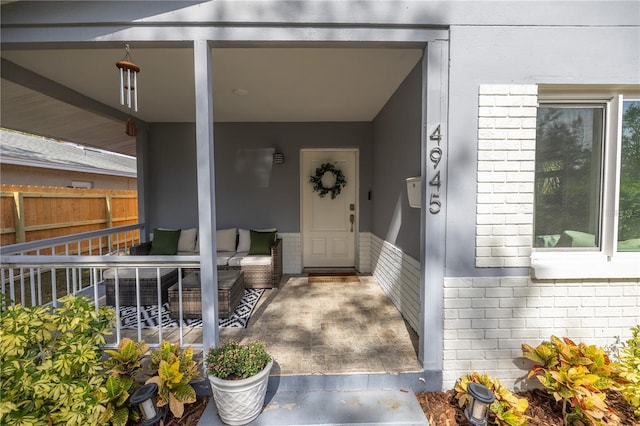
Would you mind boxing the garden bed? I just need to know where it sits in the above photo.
[415,389,637,426]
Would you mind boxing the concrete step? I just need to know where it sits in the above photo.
[198,389,429,426]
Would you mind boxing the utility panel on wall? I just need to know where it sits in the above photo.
[406,177,421,208]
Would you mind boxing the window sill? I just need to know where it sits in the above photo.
[531,252,640,280]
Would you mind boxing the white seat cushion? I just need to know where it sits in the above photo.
[229,252,272,267]
[216,252,236,266]
[103,267,176,280]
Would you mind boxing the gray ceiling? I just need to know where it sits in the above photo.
[1,47,423,157]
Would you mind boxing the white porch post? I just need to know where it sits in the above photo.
[420,40,449,370]
[194,40,219,351]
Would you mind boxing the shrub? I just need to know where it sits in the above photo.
[454,372,529,426]
[608,326,640,419]
[100,338,150,426]
[522,335,626,425]
[146,340,199,419]
[206,340,271,380]
[0,294,114,426]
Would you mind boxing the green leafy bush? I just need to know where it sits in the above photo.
[146,340,199,419]
[608,326,640,419]
[522,335,626,425]
[0,294,114,426]
[454,372,529,426]
[100,338,149,426]
[206,340,272,380]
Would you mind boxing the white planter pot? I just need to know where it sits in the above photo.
[208,358,273,425]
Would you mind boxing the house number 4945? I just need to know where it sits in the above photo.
[428,125,443,214]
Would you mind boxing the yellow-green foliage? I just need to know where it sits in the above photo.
[146,341,200,419]
[454,372,529,426]
[616,326,640,419]
[0,295,114,426]
[100,338,149,426]
[522,335,625,426]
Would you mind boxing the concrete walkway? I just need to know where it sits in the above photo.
[197,389,429,425]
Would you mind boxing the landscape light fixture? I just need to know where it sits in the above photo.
[116,43,140,112]
[464,382,495,426]
[130,383,164,426]
[273,152,285,164]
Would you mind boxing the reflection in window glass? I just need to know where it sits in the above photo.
[618,100,640,252]
[534,105,604,249]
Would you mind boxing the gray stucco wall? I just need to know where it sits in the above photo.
[371,62,422,259]
[146,121,373,233]
[446,25,640,277]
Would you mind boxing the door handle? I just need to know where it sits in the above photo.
[350,214,355,232]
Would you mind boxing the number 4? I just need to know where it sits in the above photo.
[430,125,442,142]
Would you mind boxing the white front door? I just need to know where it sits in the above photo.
[301,149,358,268]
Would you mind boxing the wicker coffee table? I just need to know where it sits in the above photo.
[168,270,244,319]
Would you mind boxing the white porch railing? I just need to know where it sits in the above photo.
[0,224,203,349]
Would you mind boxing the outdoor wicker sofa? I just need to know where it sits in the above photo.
[104,267,178,306]
[127,229,283,289]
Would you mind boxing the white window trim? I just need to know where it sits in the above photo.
[531,88,640,280]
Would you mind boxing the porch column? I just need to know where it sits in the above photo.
[194,40,219,350]
[420,40,449,371]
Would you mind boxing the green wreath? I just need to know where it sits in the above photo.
[309,163,347,199]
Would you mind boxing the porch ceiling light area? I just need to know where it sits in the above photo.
[211,47,423,122]
[3,47,421,124]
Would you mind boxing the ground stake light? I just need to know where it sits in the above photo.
[116,44,140,112]
[130,383,163,426]
[465,382,495,426]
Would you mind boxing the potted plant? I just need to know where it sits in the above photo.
[205,340,273,425]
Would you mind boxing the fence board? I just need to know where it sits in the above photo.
[0,185,138,247]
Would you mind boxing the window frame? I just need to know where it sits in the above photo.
[531,87,640,280]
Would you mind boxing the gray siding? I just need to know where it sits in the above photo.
[445,25,640,277]
[371,62,422,259]
[147,122,373,232]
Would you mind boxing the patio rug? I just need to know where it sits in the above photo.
[307,272,360,283]
[118,288,264,329]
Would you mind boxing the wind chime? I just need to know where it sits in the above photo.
[116,44,140,136]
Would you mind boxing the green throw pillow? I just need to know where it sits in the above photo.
[248,230,276,255]
[150,228,181,255]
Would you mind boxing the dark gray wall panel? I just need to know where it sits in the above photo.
[147,123,198,230]
[214,122,373,232]
[147,121,373,233]
[371,62,422,259]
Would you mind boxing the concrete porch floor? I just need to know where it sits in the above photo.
[220,274,422,377]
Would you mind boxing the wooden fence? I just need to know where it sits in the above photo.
[0,185,138,252]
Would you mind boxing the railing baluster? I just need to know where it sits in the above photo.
[178,268,184,347]
[29,268,36,306]
[135,268,142,343]
[65,245,71,297]
[51,267,57,308]
[37,249,42,305]
[92,268,99,313]
[8,268,15,305]
[157,267,163,344]
[115,269,121,343]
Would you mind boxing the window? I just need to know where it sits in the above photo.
[619,100,640,252]
[531,87,640,279]
[534,104,605,249]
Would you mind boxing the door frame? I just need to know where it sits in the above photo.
[300,148,360,271]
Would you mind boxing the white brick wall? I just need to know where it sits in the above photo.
[278,233,302,274]
[370,233,420,332]
[357,232,372,273]
[476,85,538,268]
[278,232,372,275]
[442,276,640,390]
